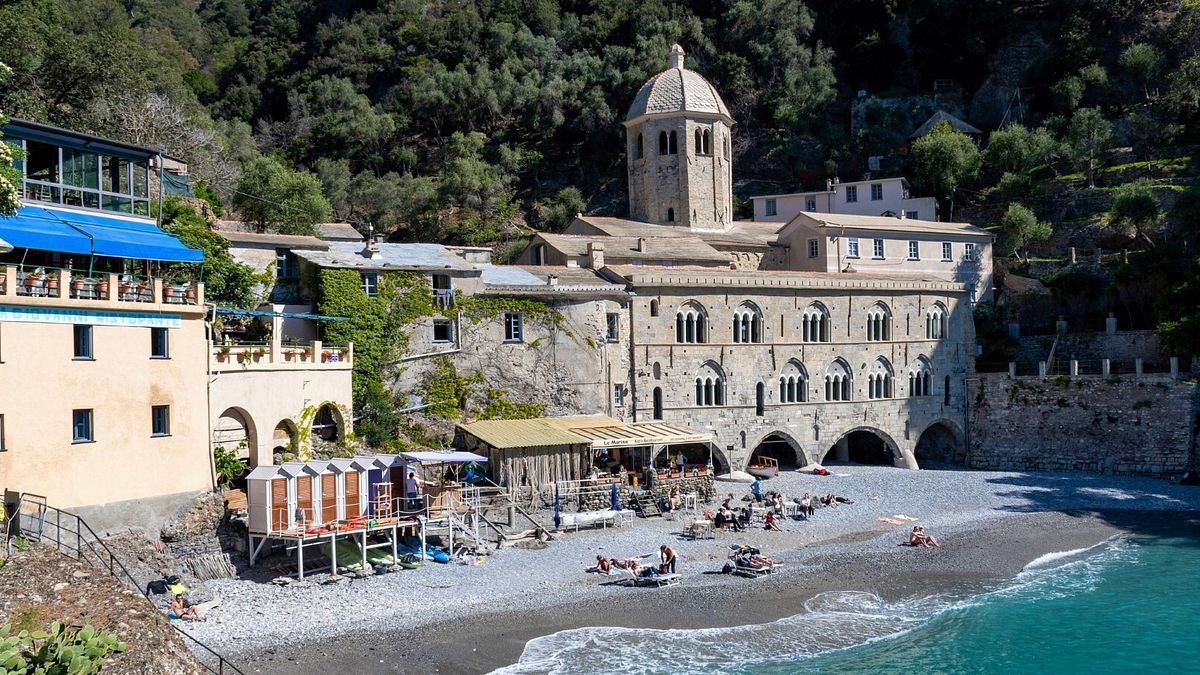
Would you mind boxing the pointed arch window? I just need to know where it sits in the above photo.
[703,129,711,155]
[694,129,703,155]
[659,131,668,155]
[925,302,947,340]
[694,362,726,407]
[668,130,678,155]
[908,358,933,397]
[824,360,852,402]
[779,360,808,403]
[636,133,644,160]
[732,302,764,344]
[675,303,708,344]
[868,357,894,400]
[866,302,893,341]
[802,303,831,343]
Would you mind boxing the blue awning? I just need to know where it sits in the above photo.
[212,307,351,321]
[0,205,204,263]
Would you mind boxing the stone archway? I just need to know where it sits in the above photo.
[272,419,299,457]
[914,420,966,468]
[824,427,905,468]
[311,403,345,443]
[214,407,258,467]
[748,431,809,470]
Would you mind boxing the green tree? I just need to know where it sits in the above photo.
[534,186,585,231]
[912,121,981,217]
[1156,260,1200,356]
[160,197,260,307]
[1119,43,1162,100]
[233,156,331,235]
[1108,179,1163,247]
[1166,56,1200,129]
[998,203,1051,260]
[984,123,1062,176]
[0,62,20,217]
[1066,108,1113,188]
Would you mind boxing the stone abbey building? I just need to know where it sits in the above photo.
[517,45,992,471]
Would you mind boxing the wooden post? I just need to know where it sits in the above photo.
[298,535,305,580]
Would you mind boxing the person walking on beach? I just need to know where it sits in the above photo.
[751,479,764,502]
[659,544,677,574]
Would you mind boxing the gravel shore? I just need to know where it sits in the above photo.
[180,468,1200,673]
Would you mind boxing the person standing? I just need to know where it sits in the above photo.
[676,452,686,474]
[659,544,677,574]
[405,470,423,512]
[751,478,764,502]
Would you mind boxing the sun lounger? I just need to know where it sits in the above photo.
[732,561,782,578]
[632,571,681,588]
[560,509,628,532]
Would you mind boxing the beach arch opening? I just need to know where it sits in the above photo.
[749,431,807,470]
[824,428,901,467]
[914,421,965,468]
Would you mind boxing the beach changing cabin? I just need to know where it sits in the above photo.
[366,454,402,516]
[280,461,320,528]
[328,457,371,520]
[246,465,287,535]
[305,460,338,526]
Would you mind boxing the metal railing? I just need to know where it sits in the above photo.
[4,495,245,675]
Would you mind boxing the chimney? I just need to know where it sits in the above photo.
[898,210,906,220]
[362,239,381,259]
[547,274,559,286]
[587,242,606,270]
[637,237,647,252]
[825,179,833,191]
[832,176,840,185]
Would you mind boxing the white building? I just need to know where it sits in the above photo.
[751,177,938,224]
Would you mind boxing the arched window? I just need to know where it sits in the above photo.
[694,129,702,155]
[703,129,711,155]
[668,130,678,154]
[635,133,644,160]
[695,362,726,407]
[925,302,947,339]
[675,302,708,344]
[732,301,764,344]
[659,131,668,155]
[778,360,808,403]
[868,357,894,400]
[802,303,831,343]
[652,387,663,420]
[755,382,765,416]
[908,357,933,397]
[667,207,675,222]
[866,302,893,341]
[824,360,852,402]
[649,299,659,317]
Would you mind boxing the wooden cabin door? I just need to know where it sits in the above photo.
[345,471,360,517]
[321,474,337,523]
[297,476,313,525]
[270,478,288,532]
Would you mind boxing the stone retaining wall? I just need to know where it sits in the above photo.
[968,373,1198,476]
[577,475,716,511]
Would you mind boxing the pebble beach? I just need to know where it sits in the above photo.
[180,468,1200,673]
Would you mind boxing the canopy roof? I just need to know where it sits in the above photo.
[213,307,351,322]
[400,450,488,464]
[459,415,712,450]
[0,205,203,262]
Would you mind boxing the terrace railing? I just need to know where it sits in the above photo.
[0,265,202,307]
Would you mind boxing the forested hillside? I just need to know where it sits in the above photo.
[2,0,1200,353]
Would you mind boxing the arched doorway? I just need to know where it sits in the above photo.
[749,432,807,470]
[311,403,344,443]
[213,407,257,466]
[914,421,964,468]
[273,419,298,456]
[654,442,726,474]
[825,428,900,466]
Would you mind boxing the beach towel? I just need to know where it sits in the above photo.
[891,514,919,522]
[878,517,905,525]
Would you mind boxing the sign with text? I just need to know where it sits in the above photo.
[0,305,182,328]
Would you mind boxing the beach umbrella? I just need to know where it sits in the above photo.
[610,482,621,511]
[553,484,562,528]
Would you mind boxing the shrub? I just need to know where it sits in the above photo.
[0,621,126,674]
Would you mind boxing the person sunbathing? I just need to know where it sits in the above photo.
[597,556,611,573]
[821,493,835,506]
[167,594,204,622]
[749,553,783,566]
[764,511,783,531]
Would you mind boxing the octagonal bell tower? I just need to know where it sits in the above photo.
[624,44,734,232]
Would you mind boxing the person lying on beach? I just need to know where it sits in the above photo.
[597,556,612,573]
[834,495,854,504]
[909,526,940,548]
[167,594,204,622]
[821,493,835,506]
[749,553,783,566]
[764,511,783,531]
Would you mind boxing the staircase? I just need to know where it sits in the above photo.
[632,491,662,518]
[463,485,551,548]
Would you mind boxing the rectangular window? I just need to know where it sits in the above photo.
[765,198,777,216]
[846,238,860,258]
[73,324,93,359]
[908,241,920,260]
[870,183,883,200]
[72,409,93,443]
[276,248,298,280]
[432,319,454,343]
[360,272,378,298]
[845,186,858,203]
[905,210,918,220]
[807,238,819,258]
[0,414,5,451]
[151,327,169,358]
[613,384,624,407]
[151,405,170,437]
[805,197,817,211]
[606,313,620,342]
[873,238,885,258]
[504,313,523,342]
[942,242,953,261]
[964,243,976,261]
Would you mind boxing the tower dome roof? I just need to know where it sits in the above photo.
[625,44,731,124]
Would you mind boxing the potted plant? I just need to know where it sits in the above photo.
[165,284,180,301]
[284,348,296,362]
[46,272,59,293]
[253,347,267,362]
[237,350,249,364]
[216,346,231,362]
[71,275,86,294]
[96,279,109,296]
[302,347,313,362]
[24,269,43,291]
[339,348,349,360]
[184,285,196,302]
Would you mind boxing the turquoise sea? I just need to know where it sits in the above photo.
[498,529,1200,674]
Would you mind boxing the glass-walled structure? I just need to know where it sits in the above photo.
[4,119,154,217]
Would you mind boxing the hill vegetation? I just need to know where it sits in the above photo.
[1,0,1199,354]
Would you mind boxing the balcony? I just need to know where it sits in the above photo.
[0,265,204,312]
[210,339,353,372]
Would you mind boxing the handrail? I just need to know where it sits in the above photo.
[7,496,245,675]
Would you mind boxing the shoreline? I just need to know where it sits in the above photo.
[227,508,1191,675]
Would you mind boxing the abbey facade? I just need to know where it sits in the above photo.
[518,44,990,471]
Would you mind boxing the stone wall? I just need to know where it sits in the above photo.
[576,475,717,511]
[1010,330,1172,372]
[968,373,1198,476]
